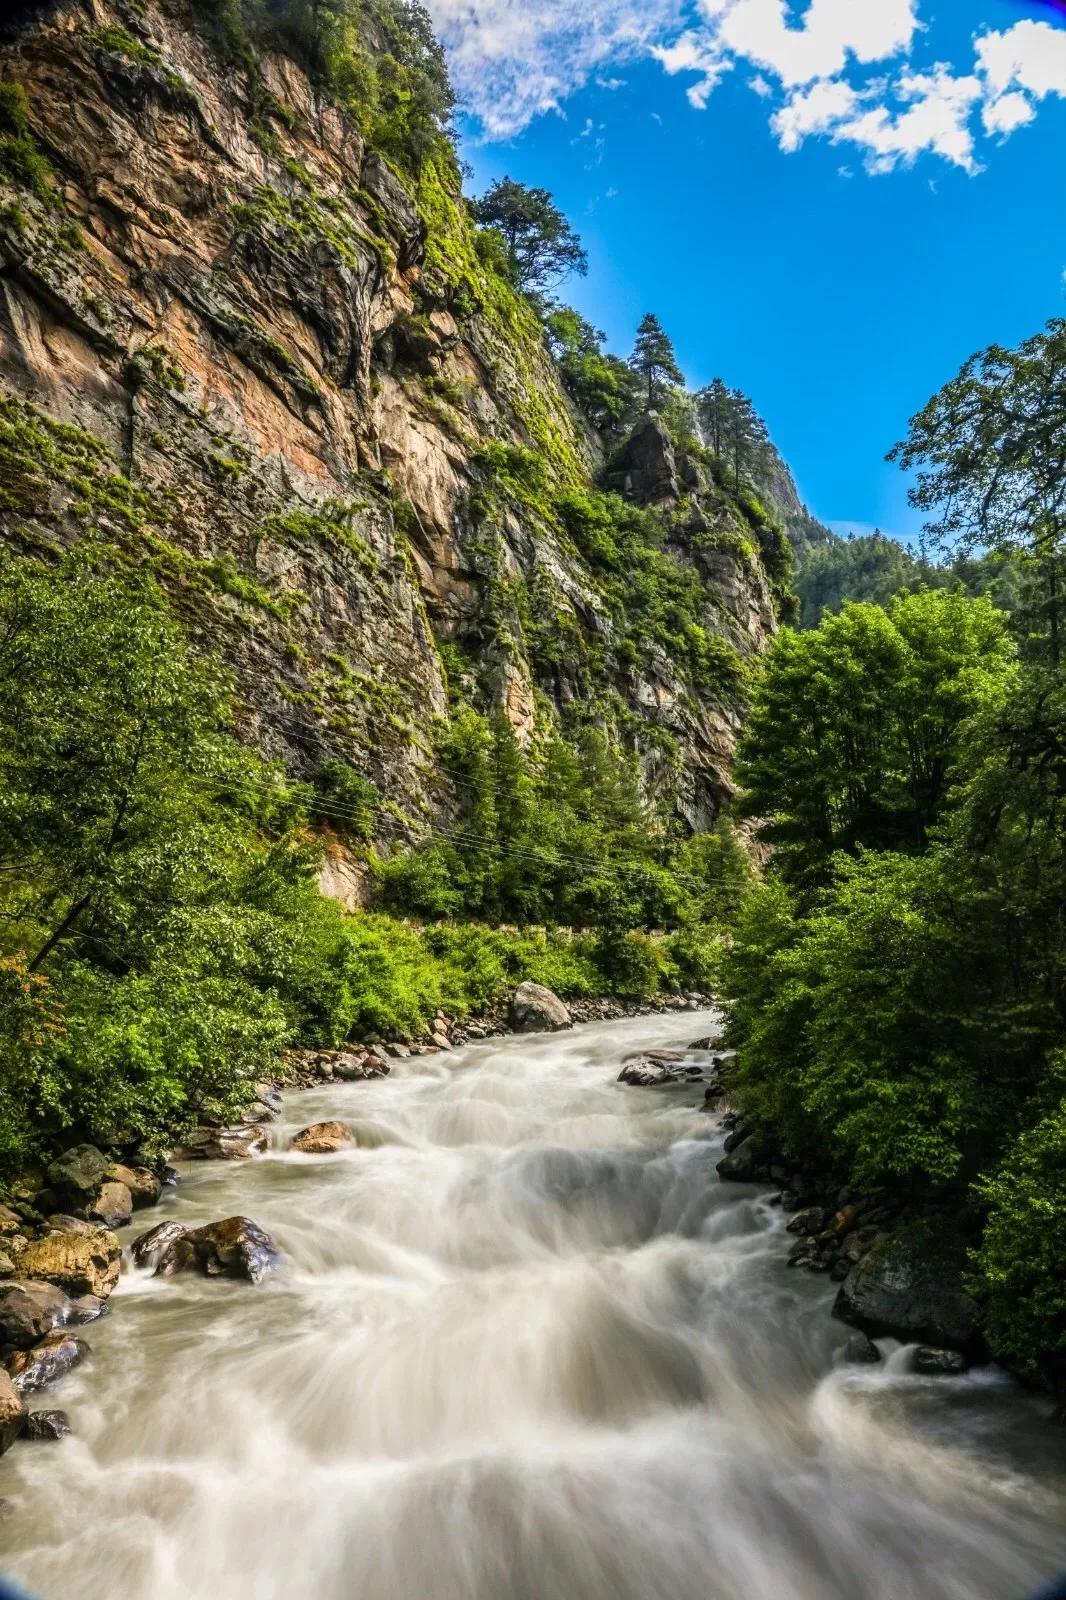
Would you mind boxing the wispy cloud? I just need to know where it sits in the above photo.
[428,0,1066,173]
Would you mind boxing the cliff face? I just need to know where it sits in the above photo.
[0,0,785,854]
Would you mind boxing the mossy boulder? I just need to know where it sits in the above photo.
[19,1225,121,1299]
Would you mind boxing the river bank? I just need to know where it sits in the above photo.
[2,1007,1065,1600]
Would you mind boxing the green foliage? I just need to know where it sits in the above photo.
[544,308,639,433]
[310,758,377,841]
[471,177,588,303]
[890,317,1066,663]
[737,590,1015,884]
[0,80,58,206]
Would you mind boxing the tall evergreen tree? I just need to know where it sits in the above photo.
[628,314,684,410]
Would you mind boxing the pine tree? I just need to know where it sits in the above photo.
[628,314,684,411]
[472,179,588,300]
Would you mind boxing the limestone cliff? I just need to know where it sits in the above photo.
[0,0,789,855]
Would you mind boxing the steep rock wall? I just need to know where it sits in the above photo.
[0,0,781,842]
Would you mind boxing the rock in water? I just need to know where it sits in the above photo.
[6,1330,89,1395]
[19,1226,121,1299]
[45,1145,110,1213]
[509,983,572,1034]
[837,1332,882,1366]
[290,1122,354,1154]
[0,1283,70,1352]
[833,1229,979,1353]
[716,1137,762,1182]
[155,1218,281,1284]
[128,1221,190,1273]
[107,1163,162,1210]
[25,1409,70,1441]
[913,1346,969,1376]
[178,1126,268,1160]
[0,1371,26,1454]
[88,1180,133,1229]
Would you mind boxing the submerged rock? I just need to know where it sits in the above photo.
[290,1121,354,1155]
[0,1283,70,1352]
[128,1221,191,1273]
[0,1371,26,1454]
[913,1346,969,1377]
[509,982,572,1034]
[179,1125,268,1160]
[833,1229,979,1353]
[6,1330,89,1395]
[19,1226,121,1299]
[25,1409,70,1441]
[154,1217,281,1285]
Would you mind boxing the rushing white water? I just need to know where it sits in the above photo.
[2,1010,1066,1600]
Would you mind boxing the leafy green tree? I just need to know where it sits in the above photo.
[544,308,638,432]
[629,313,684,411]
[695,378,731,457]
[890,318,1066,662]
[737,590,1015,884]
[472,178,588,300]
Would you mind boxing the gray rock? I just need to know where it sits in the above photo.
[0,1282,70,1352]
[88,1180,133,1229]
[716,1137,761,1182]
[67,1294,108,1326]
[509,982,572,1035]
[838,1332,882,1366]
[179,1125,268,1160]
[833,1228,980,1353]
[46,1145,109,1212]
[6,1330,89,1395]
[128,1221,190,1273]
[786,1207,827,1237]
[25,1409,70,1441]
[913,1346,968,1377]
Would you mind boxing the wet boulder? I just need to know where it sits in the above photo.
[155,1217,280,1285]
[913,1346,968,1377]
[6,1330,89,1395]
[107,1163,162,1210]
[25,1409,70,1441]
[19,1225,121,1299]
[45,1145,110,1213]
[0,1371,26,1454]
[290,1121,354,1155]
[128,1220,190,1273]
[509,982,572,1035]
[67,1294,108,1326]
[179,1125,268,1160]
[837,1332,882,1366]
[833,1228,980,1354]
[0,1282,70,1352]
[88,1180,133,1230]
[716,1136,763,1182]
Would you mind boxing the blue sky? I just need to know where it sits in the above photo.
[427,0,1066,542]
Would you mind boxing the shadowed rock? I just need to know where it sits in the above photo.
[6,1330,89,1395]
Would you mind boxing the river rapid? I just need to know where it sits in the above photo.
[2,1010,1066,1600]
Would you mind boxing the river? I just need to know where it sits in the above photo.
[2,1010,1065,1599]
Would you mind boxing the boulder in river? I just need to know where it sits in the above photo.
[107,1163,162,1209]
[25,1409,70,1441]
[45,1145,110,1213]
[0,1371,26,1454]
[0,1282,70,1352]
[6,1330,89,1395]
[178,1125,268,1160]
[509,982,572,1034]
[832,1228,979,1353]
[153,1217,281,1284]
[88,1180,133,1230]
[19,1226,120,1299]
[128,1220,191,1273]
[913,1346,969,1377]
[837,1332,882,1366]
[290,1121,354,1155]
[716,1137,763,1182]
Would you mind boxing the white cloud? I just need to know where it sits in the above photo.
[430,0,1066,171]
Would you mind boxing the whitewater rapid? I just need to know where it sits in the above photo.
[2,1010,1065,1600]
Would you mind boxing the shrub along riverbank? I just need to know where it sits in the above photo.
[0,548,730,1183]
